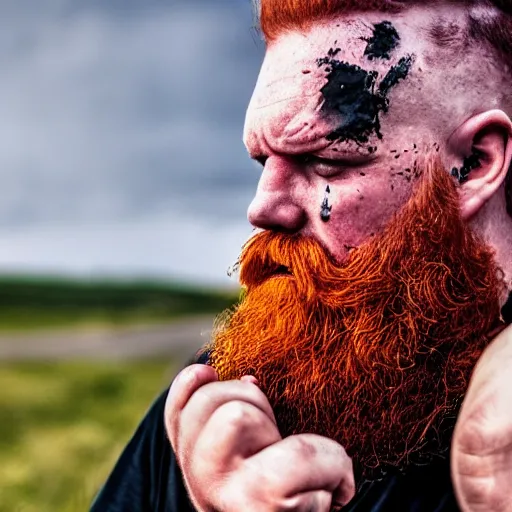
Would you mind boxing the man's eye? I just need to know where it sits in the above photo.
[296,154,344,176]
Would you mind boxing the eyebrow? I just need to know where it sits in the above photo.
[249,150,379,167]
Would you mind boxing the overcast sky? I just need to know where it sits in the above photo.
[0,0,264,287]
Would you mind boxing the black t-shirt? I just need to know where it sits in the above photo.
[90,352,460,512]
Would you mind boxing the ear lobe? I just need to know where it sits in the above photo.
[446,109,512,221]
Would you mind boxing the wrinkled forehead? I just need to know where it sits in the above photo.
[252,14,422,103]
[243,13,430,148]
[250,18,377,108]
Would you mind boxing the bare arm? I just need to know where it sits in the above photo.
[452,324,512,512]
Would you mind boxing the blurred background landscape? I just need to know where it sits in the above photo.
[0,1,263,510]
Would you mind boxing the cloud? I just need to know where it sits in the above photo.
[0,0,264,225]
[0,214,251,287]
[0,0,265,283]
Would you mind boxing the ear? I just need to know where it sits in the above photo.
[446,109,512,221]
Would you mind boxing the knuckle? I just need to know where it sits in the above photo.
[243,381,268,403]
[341,447,354,473]
[290,435,318,460]
[274,492,330,512]
[191,384,217,408]
[218,400,260,431]
[218,476,258,512]
[273,495,310,511]
[174,365,200,390]
[236,462,328,512]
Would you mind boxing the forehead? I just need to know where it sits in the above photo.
[250,19,378,107]
[243,12,433,152]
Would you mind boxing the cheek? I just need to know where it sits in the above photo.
[314,170,415,260]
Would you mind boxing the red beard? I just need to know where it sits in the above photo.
[207,158,506,482]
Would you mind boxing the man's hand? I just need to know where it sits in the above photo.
[165,364,355,512]
[452,324,512,512]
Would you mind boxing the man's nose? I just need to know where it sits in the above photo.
[247,156,306,232]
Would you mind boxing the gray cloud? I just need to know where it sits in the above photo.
[0,0,267,284]
[0,0,264,227]
[0,214,252,287]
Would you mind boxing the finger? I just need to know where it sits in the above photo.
[280,490,333,512]
[244,433,355,504]
[165,364,218,451]
[193,400,281,474]
[179,380,277,464]
[241,375,259,386]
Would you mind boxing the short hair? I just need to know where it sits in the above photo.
[253,1,512,61]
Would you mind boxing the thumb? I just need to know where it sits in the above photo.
[240,375,259,386]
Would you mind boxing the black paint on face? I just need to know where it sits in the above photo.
[321,186,332,222]
[364,21,400,60]
[450,149,484,184]
[317,54,413,145]
[378,56,414,97]
[328,47,342,58]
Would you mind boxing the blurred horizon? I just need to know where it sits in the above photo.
[0,0,264,287]
[0,5,262,509]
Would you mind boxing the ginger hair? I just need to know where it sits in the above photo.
[254,0,512,52]
[209,157,505,480]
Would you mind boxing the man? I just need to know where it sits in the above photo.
[91,0,512,510]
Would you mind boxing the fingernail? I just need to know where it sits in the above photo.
[241,375,259,386]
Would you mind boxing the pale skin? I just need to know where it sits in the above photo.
[165,3,512,511]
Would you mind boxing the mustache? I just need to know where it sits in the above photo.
[238,232,332,299]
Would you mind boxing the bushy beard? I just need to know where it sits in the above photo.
[207,158,506,483]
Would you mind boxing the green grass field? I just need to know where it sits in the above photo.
[0,360,181,512]
[0,275,231,510]
[0,275,238,332]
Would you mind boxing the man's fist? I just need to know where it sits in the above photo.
[165,364,355,512]
[452,325,512,512]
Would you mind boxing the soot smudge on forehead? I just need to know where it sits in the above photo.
[378,56,414,97]
[364,21,400,61]
[317,53,413,145]
[328,47,341,58]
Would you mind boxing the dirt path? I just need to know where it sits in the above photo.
[0,315,215,361]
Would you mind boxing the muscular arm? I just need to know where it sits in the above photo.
[452,323,512,512]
